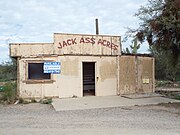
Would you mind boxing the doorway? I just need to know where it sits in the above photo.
[83,62,95,96]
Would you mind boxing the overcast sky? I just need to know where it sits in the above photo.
[0,0,149,63]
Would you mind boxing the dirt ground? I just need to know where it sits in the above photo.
[0,102,180,135]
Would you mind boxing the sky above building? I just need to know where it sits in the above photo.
[0,0,149,63]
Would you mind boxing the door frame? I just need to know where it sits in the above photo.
[81,61,96,97]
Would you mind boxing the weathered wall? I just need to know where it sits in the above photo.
[18,57,59,98]
[17,55,117,98]
[10,33,120,98]
[58,56,117,98]
[10,33,121,58]
[119,56,137,94]
[119,56,154,95]
[17,55,154,98]
[10,43,54,57]
[10,33,155,98]
[54,33,121,56]
[137,57,155,93]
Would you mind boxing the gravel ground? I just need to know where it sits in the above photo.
[0,103,180,135]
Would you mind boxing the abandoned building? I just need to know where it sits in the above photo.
[10,33,155,98]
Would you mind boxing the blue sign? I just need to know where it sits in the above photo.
[43,62,61,74]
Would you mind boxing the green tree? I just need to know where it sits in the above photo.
[0,58,17,82]
[126,0,180,66]
[124,0,180,81]
[149,46,180,81]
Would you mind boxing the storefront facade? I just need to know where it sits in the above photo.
[10,33,154,99]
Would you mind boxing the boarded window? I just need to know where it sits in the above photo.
[28,63,50,80]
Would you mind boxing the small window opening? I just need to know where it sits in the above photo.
[28,63,50,80]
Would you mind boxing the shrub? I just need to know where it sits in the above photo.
[41,98,52,104]
[1,82,17,103]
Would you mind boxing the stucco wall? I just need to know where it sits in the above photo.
[54,33,121,56]
[10,33,155,99]
[58,56,117,98]
[10,33,121,57]
[17,55,117,98]
[18,57,59,98]
[10,43,54,57]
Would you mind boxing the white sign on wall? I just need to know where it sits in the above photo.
[43,62,61,74]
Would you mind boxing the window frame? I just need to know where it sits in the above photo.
[25,60,54,84]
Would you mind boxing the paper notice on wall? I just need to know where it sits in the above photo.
[43,62,61,74]
[143,78,150,84]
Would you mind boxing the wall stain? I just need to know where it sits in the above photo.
[100,60,116,82]
[61,57,78,76]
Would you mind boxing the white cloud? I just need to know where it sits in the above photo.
[0,0,149,62]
